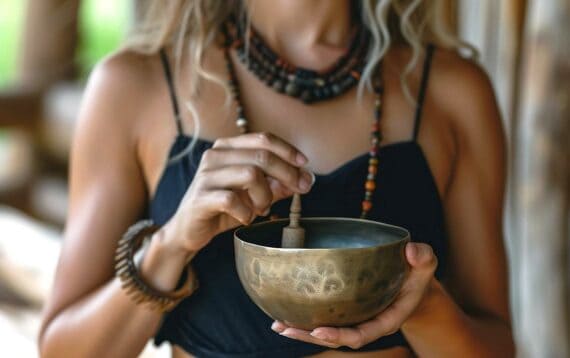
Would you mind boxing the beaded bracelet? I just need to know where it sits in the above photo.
[114,220,198,312]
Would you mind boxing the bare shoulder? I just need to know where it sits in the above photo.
[79,49,164,141]
[428,47,504,143]
[70,49,166,205]
[89,49,160,93]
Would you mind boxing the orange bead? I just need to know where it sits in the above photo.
[365,180,376,191]
[362,200,372,211]
[368,165,378,175]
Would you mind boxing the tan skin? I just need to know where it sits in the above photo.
[38,1,514,357]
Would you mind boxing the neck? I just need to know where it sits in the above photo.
[245,0,354,56]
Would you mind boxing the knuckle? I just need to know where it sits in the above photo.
[348,340,364,350]
[384,322,399,335]
[219,191,237,209]
[255,149,272,166]
[288,147,298,162]
[243,166,261,182]
[256,132,273,146]
[193,170,208,186]
[285,168,299,184]
[346,329,366,349]
[202,148,216,163]
[212,137,227,148]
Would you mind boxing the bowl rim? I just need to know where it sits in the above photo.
[234,217,411,253]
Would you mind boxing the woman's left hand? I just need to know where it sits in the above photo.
[271,242,438,349]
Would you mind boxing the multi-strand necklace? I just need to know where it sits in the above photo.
[224,16,370,104]
[222,19,384,219]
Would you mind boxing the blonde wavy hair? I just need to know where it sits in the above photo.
[126,0,474,160]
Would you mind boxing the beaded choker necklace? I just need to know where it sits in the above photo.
[222,29,384,219]
[224,17,370,104]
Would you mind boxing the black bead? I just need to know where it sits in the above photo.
[332,84,341,95]
[313,88,324,101]
[300,90,312,103]
[272,80,284,92]
[285,82,300,96]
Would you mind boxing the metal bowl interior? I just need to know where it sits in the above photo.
[234,218,410,330]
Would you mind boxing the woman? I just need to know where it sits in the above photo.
[38,0,514,357]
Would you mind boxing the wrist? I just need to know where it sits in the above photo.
[139,226,196,292]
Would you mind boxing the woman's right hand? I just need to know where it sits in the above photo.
[160,132,315,257]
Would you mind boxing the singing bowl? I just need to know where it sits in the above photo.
[234,218,410,330]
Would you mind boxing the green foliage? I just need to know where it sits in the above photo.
[0,0,25,87]
[77,0,130,79]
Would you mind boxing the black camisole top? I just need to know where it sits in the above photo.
[151,45,447,357]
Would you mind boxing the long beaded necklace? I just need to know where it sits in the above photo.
[224,16,370,104]
[222,29,384,219]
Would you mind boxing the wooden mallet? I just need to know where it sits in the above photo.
[281,193,305,248]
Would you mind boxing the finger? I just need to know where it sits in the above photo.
[278,327,340,349]
[213,132,308,167]
[270,321,287,333]
[310,326,370,350]
[267,177,294,202]
[405,243,438,276]
[201,190,253,225]
[199,165,273,215]
[200,148,315,193]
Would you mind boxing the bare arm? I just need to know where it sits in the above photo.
[272,51,514,356]
[38,51,313,358]
[400,53,513,356]
[38,54,191,358]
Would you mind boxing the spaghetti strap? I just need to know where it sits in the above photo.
[412,44,435,141]
[159,48,184,135]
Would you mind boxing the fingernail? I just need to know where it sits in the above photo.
[296,152,308,166]
[407,243,418,260]
[271,321,283,332]
[298,170,315,192]
[262,208,270,216]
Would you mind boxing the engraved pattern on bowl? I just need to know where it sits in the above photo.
[234,218,410,330]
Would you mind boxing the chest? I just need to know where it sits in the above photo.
[137,50,454,202]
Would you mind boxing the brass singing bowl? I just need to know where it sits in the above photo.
[234,218,410,330]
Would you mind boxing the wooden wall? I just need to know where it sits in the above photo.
[456,0,570,356]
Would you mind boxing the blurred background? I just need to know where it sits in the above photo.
[0,0,567,357]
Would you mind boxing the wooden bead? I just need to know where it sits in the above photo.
[368,165,378,175]
[369,158,379,165]
[365,180,376,191]
[362,200,372,212]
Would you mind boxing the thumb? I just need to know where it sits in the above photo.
[405,242,438,273]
